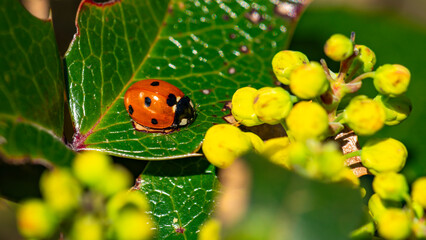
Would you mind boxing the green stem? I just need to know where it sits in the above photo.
[403,194,413,214]
[290,95,299,104]
[334,112,345,123]
[320,59,335,83]
[349,71,375,84]
[280,121,295,142]
[344,150,361,159]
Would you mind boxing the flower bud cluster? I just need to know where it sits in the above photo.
[17,151,153,240]
[361,136,426,239]
[203,124,356,185]
[202,124,257,168]
[203,33,413,177]
[287,140,354,183]
[202,32,419,240]
[231,86,293,126]
[234,33,412,138]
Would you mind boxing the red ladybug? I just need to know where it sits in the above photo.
[124,79,195,133]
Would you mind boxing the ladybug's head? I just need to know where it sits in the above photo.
[172,96,196,128]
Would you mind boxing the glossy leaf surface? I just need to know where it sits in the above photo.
[0,0,74,165]
[137,157,220,239]
[66,0,305,159]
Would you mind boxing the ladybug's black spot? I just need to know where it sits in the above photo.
[128,105,134,115]
[151,118,158,125]
[150,81,160,86]
[145,97,151,107]
[167,94,177,107]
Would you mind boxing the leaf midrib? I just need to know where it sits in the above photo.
[72,0,173,149]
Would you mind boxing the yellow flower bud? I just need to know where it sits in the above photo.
[40,168,81,217]
[286,101,329,140]
[290,61,329,99]
[412,177,426,209]
[17,199,57,239]
[71,215,103,240]
[296,141,345,180]
[261,137,291,168]
[333,168,360,187]
[288,140,348,181]
[315,143,346,179]
[243,132,264,153]
[272,50,309,84]
[253,87,293,125]
[374,94,412,126]
[73,151,112,188]
[198,218,221,240]
[107,191,150,221]
[372,172,408,201]
[360,188,367,198]
[231,87,263,126]
[368,193,401,221]
[361,138,407,174]
[288,141,310,167]
[95,165,132,197]
[324,33,354,61]
[202,124,252,168]
[377,208,412,240]
[343,95,385,135]
[113,209,154,240]
[347,45,376,77]
[374,64,410,97]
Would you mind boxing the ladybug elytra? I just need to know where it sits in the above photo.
[124,79,195,133]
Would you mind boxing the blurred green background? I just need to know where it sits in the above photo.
[313,0,426,24]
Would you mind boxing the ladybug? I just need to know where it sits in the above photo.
[124,79,196,133]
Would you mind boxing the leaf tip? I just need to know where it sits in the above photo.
[273,1,311,21]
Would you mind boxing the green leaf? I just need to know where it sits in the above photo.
[0,0,75,166]
[224,154,363,240]
[66,0,305,160]
[137,157,220,239]
[0,198,21,240]
[289,7,426,181]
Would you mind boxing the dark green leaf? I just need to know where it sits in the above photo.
[0,0,74,165]
[0,199,21,240]
[0,119,74,166]
[137,157,219,239]
[289,7,426,182]
[66,0,305,159]
[224,154,363,240]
